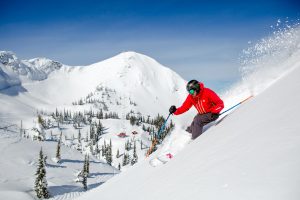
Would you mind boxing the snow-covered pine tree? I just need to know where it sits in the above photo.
[38,115,46,129]
[131,141,138,165]
[122,153,128,166]
[55,132,62,161]
[86,155,90,176]
[95,143,100,158]
[78,128,81,143]
[101,145,105,156]
[129,116,136,126]
[20,120,23,138]
[90,124,95,144]
[116,148,120,158]
[127,153,131,165]
[82,155,88,190]
[34,148,50,199]
[55,140,61,161]
[105,140,112,165]
[96,120,107,142]
[95,120,101,142]
[125,140,131,151]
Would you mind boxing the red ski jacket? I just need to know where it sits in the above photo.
[174,82,224,115]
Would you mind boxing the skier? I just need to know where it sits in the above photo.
[169,80,224,139]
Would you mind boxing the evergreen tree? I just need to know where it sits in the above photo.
[78,129,81,143]
[131,141,138,165]
[20,120,23,138]
[105,140,113,165]
[95,120,101,142]
[118,163,121,170]
[55,133,61,161]
[95,143,100,158]
[129,116,136,126]
[122,153,128,166]
[82,156,88,190]
[55,108,59,118]
[96,120,107,142]
[103,140,107,156]
[90,125,95,143]
[86,155,90,176]
[99,109,103,119]
[101,145,105,157]
[38,115,46,128]
[116,149,120,158]
[34,148,50,199]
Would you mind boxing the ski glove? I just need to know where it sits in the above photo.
[169,105,177,114]
[210,113,219,121]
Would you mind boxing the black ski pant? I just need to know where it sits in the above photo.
[186,113,216,139]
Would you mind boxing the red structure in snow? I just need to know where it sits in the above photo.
[117,132,128,138]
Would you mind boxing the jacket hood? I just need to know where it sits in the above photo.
[199,82,204,91]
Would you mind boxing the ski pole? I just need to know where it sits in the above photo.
[219,95,253,116]
[155,113,172,139]
[146,113,171,157]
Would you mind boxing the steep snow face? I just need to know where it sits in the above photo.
[0,51,63,81]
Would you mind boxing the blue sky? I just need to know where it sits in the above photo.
[0,0,299,92]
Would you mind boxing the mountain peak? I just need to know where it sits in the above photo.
[0,50,63,81]
[0,51,18,65]
[26,57,63,73]
[115,51,157,63]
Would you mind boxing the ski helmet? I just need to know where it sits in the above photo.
[186,80,200,94]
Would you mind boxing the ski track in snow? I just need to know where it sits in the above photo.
[49,174,113,200]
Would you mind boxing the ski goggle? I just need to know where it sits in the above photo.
[189,89,195,95]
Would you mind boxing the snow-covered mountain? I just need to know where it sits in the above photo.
[0,51,63,81]
[0,51,188,125]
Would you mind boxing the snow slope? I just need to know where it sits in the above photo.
[75,25,300,200]
[0,126,117,200]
